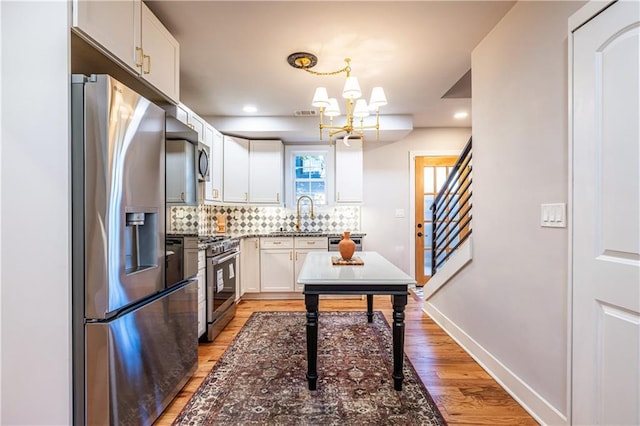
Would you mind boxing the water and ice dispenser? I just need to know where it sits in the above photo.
[124,210,158,274]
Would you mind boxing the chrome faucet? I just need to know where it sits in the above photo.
[296,195,315,232]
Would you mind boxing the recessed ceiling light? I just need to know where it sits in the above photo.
[454,111,468,119]
[243,105,257,113]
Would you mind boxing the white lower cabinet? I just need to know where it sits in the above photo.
[294,237,329,291]
[240,237,260,294]
[260,236,328,292]
[197,250,206,338]
[260,237,294,292]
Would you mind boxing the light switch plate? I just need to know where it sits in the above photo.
[395,209,405,218]
[541,203,566,228]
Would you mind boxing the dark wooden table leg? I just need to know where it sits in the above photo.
[391,293,407,391]
[366,294,373,323]
[305,293,319,390]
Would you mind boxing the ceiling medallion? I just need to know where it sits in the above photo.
[287,52,318,70]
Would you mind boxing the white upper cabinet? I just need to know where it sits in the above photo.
[187,110,205,143]
[249,140,283,204]
[73,0,140,71]
[139,3,180,102]
[72,0,180,102]
[335,139,363,203]
[223,136,250,203]
[208,128,224,203]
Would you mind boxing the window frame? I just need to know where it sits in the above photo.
[284,144,335,208]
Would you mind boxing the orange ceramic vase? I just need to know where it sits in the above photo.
[338,231,356,260]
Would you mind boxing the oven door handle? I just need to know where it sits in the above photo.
[209,250,239,265]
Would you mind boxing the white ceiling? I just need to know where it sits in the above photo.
[146,1,515,143]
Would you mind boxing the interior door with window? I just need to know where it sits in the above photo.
[414,156,458,286]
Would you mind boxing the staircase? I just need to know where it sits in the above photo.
[425,137,473,298]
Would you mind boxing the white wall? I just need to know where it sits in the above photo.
[425,1,584,423]
[1,2,71,424]
[361,128,471,273]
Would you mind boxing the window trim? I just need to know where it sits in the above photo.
[284,144,335,208]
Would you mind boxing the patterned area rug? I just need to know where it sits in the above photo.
[174,311,445,425]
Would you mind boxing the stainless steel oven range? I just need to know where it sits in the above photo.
[200,236,239,341]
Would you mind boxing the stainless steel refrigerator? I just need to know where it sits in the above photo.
[71,74,198,425]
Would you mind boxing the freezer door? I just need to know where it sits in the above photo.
[84,280,198,426]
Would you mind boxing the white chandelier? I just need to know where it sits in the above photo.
[288,52,387,143]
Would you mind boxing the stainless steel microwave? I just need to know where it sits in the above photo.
[197,143,210,182]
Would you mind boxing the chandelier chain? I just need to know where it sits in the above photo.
[300,64,351,77]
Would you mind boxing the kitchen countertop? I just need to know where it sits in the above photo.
[173,232,367,250]
[170,232,365,239]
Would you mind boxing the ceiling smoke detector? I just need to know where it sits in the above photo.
[294,110,318,117]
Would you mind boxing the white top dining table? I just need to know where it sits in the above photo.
[297,251,416,391]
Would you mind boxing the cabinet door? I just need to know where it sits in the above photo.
[209,128,224,202]
[249,140,283,204]
[197,250,206,302]
[184,248,199,280]
[335,139,363,202]
[240,238,260,294]
[140,2,180,102]
[223,136,249,203]
[197,299,206,337]
[166,140,196,205]
[197,268,206,303]
[203,125,215,203]
[260,249,294,292]
[188,112,205,143]
[294,249,317,292]
[73,0,141,71]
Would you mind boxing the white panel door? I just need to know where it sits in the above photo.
[260,249,293,292]
[249,140,283,204]
[73,0,140,71]
[571,2,640,425]
[207,128,224,202]
[223,136,249,203]
[335,139,363,202]
[140,2,180,102]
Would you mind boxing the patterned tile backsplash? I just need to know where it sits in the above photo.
[168,204,361,236]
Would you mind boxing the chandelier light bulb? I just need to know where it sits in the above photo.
[342,76,362,99]
[312,87,330,108]
[353,99,370,118]
[369,87,387,109]
[325,98,341,117]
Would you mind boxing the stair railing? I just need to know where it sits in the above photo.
[431,137,472,275]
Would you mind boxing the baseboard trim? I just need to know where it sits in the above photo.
[422,301,567,426]
[423,238,473,300]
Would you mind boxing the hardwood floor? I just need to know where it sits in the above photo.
[155,295,538,425]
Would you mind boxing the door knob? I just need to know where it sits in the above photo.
[417,232,423,237]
